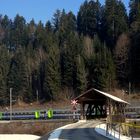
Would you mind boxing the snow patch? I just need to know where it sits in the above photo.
[0,134,40,140]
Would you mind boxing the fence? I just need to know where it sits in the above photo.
[106,122,140,140]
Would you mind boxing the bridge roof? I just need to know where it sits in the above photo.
[75,88,129,104]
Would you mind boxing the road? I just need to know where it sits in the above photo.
[59,120,109,140]
[58,121,110,140]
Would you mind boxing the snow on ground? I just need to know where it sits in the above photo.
[95,123,140,140]
[0,134,40,140]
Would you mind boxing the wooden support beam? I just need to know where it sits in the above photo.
[80,102,86,120]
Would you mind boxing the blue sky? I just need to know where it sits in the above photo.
[0,0,129,24]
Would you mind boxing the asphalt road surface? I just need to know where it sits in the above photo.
[59,120,110,140]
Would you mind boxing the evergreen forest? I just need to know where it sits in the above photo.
[0,0,140,105]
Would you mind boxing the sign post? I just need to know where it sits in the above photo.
[71,100,78,120]
[10,88,12,121]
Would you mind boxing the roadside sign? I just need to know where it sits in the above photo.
[71,100,78,120]
[71,100,78,111]
[71,100,78,106]
[47,109,53,119]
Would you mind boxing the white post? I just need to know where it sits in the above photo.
[119,124,121,140]
[10,88,12,121]
[114,126,115,138]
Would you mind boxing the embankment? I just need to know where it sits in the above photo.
[0,120,74,136]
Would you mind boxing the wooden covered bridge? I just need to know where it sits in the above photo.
[74,88,129,122]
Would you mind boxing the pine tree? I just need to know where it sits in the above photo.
[101,0,128,48]
[43,44,60,100]
[45,21,52,33]
[27,19,36,45]
[8,48,32,102]
[130,31,140,87]
[11,14,28,49]
[92,36,105,89]
[0,45,10,104]
[25,43,38,101]
[115,1,128,35]
[105,47,116,90]
[77,0,101,37]
[57,10,76,46]
[76,55,87,95]
[129,0,140,88]
[34,21,46,50]
[53,9,62,32]
[91,36,115,90]
[62,36,74,87]
[1,15,11,47]
[55,11,79,91]
[129,0,140,31]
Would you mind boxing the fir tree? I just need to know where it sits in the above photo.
[129,0,140,31]
[8,48,32,102]
[0,45,10,104]
[101,0,128,48]
[11,14,28,49]
[43,44,60,100]
[76,55,87,95]
[92,36,115,90]
[77,0,101,37]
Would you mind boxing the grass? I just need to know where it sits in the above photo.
[0,120,73,136]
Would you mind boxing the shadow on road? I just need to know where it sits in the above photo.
[58,127,111,140]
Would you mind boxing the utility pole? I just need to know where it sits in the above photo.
[112,1,115,46]
[129,82,131,95]
[129,82,131,102]
[36,89,38,103]
[10,88,13,121]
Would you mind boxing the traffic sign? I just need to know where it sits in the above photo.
[71,100,78,106]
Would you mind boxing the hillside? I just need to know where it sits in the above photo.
[0,0,140,105]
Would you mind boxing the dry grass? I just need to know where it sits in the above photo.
[0,99,71,112]
[109,89,129,101]
[110,89,140,105]
[0,121,73,136]
[14,100,70,109]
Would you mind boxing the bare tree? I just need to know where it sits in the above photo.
[114,33,130,85]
